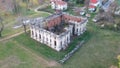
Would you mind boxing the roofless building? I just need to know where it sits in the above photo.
[30,12,88,51]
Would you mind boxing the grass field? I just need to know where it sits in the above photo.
[59,26,120,68]
[0,40,52,68]
[0,7,120,68]
[0,21,120,68]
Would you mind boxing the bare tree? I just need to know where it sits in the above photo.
[22,19,27,34]
[12,0,20,14]
[97,8,115,24]
[0,17,4,37]
[108,1,118,14]
[22,0,30,9]
[17,16,29,34]
[84,0,90,10]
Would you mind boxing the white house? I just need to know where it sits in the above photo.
[30,12,88,51]
[50,0,67,10]
[89,0,101,12]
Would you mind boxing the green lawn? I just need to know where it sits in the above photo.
[59,26,120,68]
[0,21,119,68]
[0,40,49,68]
[0,7,120,68]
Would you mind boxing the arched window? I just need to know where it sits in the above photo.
[36,34,37,38]
[77,28,78,33]
[61,41,62,46]
[54,41,56,46]
[67,37,69,42]
[39,34,41,39]
[54,41,56,48]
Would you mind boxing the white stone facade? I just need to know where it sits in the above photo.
[30,13,88,51]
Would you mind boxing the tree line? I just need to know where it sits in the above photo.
[0,0,46,14]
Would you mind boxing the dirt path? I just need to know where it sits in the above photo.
[0,30,29,42]
[34,3,50,12]
[0,32,24,42]
[33,3,52,15]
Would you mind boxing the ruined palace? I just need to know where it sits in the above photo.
[30,12,88,51]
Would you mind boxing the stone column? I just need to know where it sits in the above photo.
[70,25,73,36]
[33,29,36,39]
[68,32,70,43]
[44,32,46,44]
[81,24,84,34]
[36,30,38,41]
[61,37,64,49]
[39,30,41,42]
[56,38,61,51]
[65,34,68,46]
[74,23,78,35]
[49,34,52,46]
[41,31,43,43]
[78,25,80,36]
[83,23,87,32]
[30,26,33,38]
[30,29,33,38]
[62,37,65,49]
[47,34,50,46]
[51,36,55,49]
[36,30,38,40]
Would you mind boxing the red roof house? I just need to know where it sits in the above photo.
[89,0,100,12]
[50,0,68,10]
[90,0,98,4]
